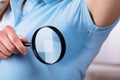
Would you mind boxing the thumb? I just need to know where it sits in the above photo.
[18,35,28,42]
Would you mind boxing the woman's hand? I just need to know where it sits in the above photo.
[0,25,28,60]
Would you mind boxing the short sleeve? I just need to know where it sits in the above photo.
[66,0,120,80]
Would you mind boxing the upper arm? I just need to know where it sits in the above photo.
[86,0,120,27]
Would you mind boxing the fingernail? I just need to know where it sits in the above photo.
[19,35,23,38]
[23,49,28,55]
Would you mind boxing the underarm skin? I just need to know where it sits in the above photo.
[86,0,120,27]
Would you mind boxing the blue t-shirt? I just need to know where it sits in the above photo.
[0,0,119,80]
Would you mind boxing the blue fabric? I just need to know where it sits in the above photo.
[0,0,119,80]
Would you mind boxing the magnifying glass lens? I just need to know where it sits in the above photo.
[23,26,66,64]
[35,27,62,64]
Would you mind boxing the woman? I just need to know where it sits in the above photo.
[0,0,119,80]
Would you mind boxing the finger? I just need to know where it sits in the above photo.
[0,41,12,56]
[0,29,17,54]
[3,26,28,55]
[18,35,28,42]
[0,51,8,60]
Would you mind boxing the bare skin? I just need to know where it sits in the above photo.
[0,26,28,60]
[86,0,120,27]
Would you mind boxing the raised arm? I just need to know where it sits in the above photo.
[87,0,120,27]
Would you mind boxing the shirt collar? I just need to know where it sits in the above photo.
[43,0,62,4]
[10,0,62,25]
[10,0,25,25]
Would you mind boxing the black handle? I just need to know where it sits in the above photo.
[23,42,31,47]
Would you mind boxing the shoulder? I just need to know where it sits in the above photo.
[86,0,120,27]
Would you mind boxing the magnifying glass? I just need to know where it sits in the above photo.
[23,26,66,65]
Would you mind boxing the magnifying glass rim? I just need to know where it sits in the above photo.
[31,26,66,65]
